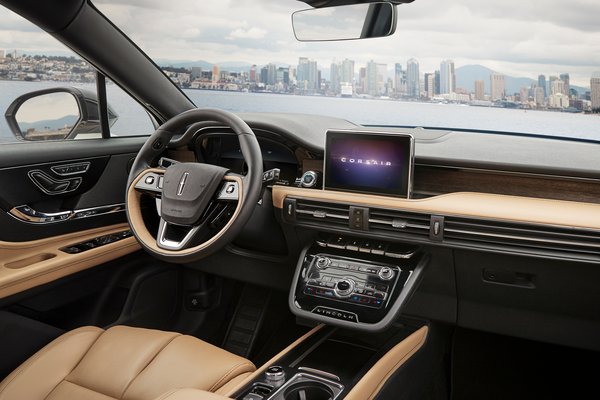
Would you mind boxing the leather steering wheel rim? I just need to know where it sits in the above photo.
[125,108,263,263]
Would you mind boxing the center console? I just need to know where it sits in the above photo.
[289,235,426,331]
[233,321,428,400]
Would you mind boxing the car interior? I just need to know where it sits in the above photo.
[0,0,599,399]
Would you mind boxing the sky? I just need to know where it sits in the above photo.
[1,0,599,87]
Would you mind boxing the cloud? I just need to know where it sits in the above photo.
[226,27,268,40]
[0,0,598,87]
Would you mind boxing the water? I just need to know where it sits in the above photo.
[1,80,599,143]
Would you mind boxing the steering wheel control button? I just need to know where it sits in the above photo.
[378,267,395,281]
[315,257,331,269]
[335,279,355,298]
[144,175,155,185]
[217,182,239,201]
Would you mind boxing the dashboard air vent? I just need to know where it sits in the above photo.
[368,208,431,239]
[444,217,600,257]
[294,199,350,229]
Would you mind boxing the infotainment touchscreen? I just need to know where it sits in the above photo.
[324,130,413,198]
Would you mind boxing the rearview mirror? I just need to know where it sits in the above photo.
[5,87,118,141]
[292,2,396,42]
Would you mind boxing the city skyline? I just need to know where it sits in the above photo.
[2,50,598,112]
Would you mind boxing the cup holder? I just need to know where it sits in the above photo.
[283,381,334,400]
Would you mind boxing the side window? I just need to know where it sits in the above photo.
[0,7,154,143]
[106,79,155,137]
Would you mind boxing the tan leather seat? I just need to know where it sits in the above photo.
[0,325,255,400]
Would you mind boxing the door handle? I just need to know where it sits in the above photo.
[28,170,82,195]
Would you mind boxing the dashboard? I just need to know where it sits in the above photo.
[175,112,600,345]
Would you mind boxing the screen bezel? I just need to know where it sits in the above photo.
[323,130,414,198]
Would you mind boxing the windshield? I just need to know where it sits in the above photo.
[4,0,600,140]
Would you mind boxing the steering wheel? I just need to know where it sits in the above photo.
[125,108,263,263]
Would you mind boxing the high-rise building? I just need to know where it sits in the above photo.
[249,65,256,82]
[365,60,386,96]
[424,73,435,99]
[548,75,559,94]
[267,63,277,85]
[440,60,455,94]
[474,80,485,100]
[407,58,420,98]
[519,87,529,104]
[212,65,220,84]
[330,62,340,93]
[340,59,355,86]
[297,57,318,91]
[537,75,547,99]
[490,73,505,101]
[366,61,378,96]
[276,67,289,85]
[434,70,440,95]
[591,76,600,110]
[0,49,5,60]
[394,63,404,95]
[551,79,565,95]
[260,66,269,85]
[560,73,570,97]
[534,86,545,106]
[359,67,367,94]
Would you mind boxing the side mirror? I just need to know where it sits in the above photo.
[292,2,397,42]
[4,87,118,141]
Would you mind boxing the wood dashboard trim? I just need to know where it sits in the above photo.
[272,186,600,230]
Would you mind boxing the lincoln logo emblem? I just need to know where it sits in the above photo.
[177,172,189,196]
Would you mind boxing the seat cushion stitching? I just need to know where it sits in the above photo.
[208,362,255,392]
[119,333,181,399]
[44,329,107,400]
[47,380,119,400]
[0,327,102,398]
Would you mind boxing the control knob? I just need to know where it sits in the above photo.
[315,257,331,269]
[335,278,355,298]
[378,267,395,281]
[265,365,285,386]
[299,171,320,188]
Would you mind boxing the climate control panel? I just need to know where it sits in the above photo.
[303,256,400,310]
[290,241,424,330]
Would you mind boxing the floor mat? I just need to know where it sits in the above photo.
[451,328,600,400]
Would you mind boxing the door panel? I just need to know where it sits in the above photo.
[0,136,146,297]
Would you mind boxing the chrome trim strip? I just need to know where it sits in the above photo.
[156,218,200,250]
[295,209,350,220]
[8,203,125,224]
[297,367,341,382]
[50,161,90,176]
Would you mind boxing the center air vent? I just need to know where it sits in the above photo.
[286,197,432,242]
[293,199,350,228]
[368,208,431,239]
